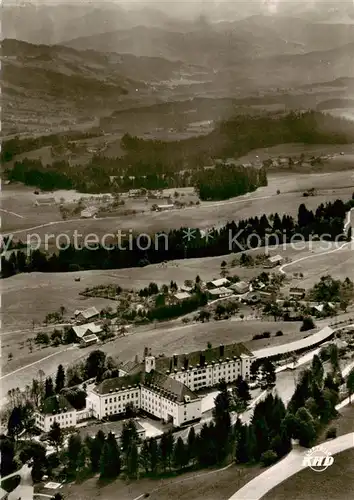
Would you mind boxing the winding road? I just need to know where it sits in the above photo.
[279,208,354,276]
[228,432,354,500]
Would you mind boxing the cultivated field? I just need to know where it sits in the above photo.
[2,170,354,237]
[1,318,307,397]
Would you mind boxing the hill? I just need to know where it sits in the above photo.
[1,39,199,136]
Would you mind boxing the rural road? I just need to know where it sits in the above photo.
[2,193,275,238]
[228,432,354,500]
[279,207,354,276]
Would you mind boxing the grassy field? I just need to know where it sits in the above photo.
[2,170,354,237]
[0,318,307,397]
[57,463,262,500]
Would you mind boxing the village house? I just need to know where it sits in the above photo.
[75,306,100,323]
[156,204,174,211]
[173,291,192,302]
[81,206,99,218]
[289,287,306,299]
[207,286,233,299]
[35,395,77,432]
[71,322,102,346]
[264,254,283,268]
[230,281,249,295]
[207,278,230,289]
[34,197,56,206]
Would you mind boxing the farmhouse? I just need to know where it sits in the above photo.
[289,287,306,299]
[174,291,192,302]
[207,278,230,289]
[71,322,102,346]
[208,287,233,299]
[75,306,100,323]
[81,206,98,218]
[35,395,77,432]
[265,254,283,268]
[231,281,249,294]
[156,204,174,211]
[128,189,141,198]
[34,197,56,206]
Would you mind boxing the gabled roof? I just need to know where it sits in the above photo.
[231,281,249,293]
[268,254,283,263]
[77,306,100,319]
[94,374,142,395]
[143,370,198,403]
[209,278,230,287]
[174,292,191,301]
[155,342,253,373]
[35,197,56,205]
[40,395,74,415]
[72,322,102,338]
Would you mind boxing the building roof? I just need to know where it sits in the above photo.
[174,292,191,301]
[77,307,100,320]
[209,278,230,288]
[208,287,232,296]
[155,342,253,373]
[231,281,249,294]
[72,322,102,338]
[143,370,198,403]
[268,254,283,263]
[40,395,74,415]
[79,419,145,440]
[81,333,99,343]
[253,326,334,359]
[289,287,306,294]
[35,197,56,205]
[94,374,142,395]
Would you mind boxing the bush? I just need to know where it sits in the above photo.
[275,330,284,337]
[260,450,278,466]
[300,317,315,332]
[263,331,271,339]
[326,427,337,440]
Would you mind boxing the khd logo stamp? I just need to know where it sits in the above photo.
[302,445,334,472]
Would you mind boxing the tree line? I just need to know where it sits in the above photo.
[2,197,353,279]
[4,111,354,193]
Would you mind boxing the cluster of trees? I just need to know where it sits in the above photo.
[2,197,352,279]
[1,130,101,163]
[310,275,354,306]
[5,111,353,193]
[146,290,208,321]
[195,165,267,201]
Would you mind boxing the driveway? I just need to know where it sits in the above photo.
[229,432,354,500]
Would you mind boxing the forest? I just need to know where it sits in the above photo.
[4,111,353,194]
[2,197,353,278]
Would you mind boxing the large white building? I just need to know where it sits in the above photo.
[86,342,254,427]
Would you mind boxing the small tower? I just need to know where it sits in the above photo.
[145,354,156,373]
